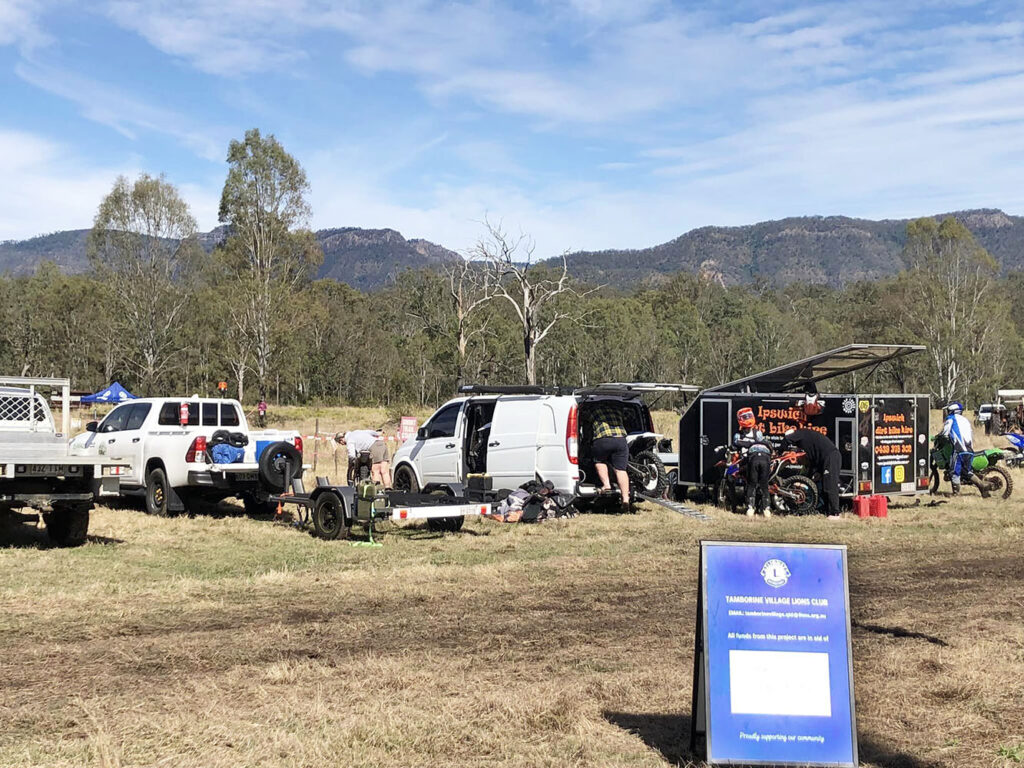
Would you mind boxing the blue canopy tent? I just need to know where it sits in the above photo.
[81,382,137,403]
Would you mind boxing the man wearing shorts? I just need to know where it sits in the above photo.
[336,429,392,487]
[590,403,630,508]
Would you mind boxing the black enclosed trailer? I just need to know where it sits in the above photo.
[676,344,931,501]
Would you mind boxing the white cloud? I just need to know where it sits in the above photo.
[15,59,226,161]
[0,130,136,239]
[0,0,50,49]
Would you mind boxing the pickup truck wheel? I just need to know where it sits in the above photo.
[393,465,420,493]
[145,467,171,517]
[312,492,350,540]
[242,493,277,518]
[44,503,90,547]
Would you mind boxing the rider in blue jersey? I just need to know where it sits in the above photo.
[941,402,975,493]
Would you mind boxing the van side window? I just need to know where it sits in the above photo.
[202,402,218,426]
[425,403,461,439]
[125,403,151,431]
[220,404,240,426]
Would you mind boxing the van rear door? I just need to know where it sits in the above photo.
[486,396,541,489]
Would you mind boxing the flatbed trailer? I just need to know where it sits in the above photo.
[267,479,498,541]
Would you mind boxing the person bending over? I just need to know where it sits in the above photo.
[336,429,392,488]
[590,403,630,510]
[784,427,842,517]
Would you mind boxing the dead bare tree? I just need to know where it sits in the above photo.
[406,259,495,390]
[472,219,593,385]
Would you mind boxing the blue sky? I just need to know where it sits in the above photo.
[2,0,1023,254]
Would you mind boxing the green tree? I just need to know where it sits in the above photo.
[89,173,201,393]
[217,129,322,400]
[898,217,1002,403]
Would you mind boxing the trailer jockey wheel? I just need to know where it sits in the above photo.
[259,441,302,493]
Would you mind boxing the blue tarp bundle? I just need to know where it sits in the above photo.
[81,382,137,403]
[211,444,245,464]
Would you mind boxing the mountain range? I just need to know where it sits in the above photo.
[549,208,1024,288]
[0,226,461,291]
[2,208,1021,290]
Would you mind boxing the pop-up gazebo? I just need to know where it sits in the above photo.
[80,382,137,403]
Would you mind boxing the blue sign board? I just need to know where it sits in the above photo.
[691,541,857,766]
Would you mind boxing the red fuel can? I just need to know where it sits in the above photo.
[869,495,888,518]
[853,496,871,518]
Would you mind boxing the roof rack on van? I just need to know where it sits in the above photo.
[574,382,700,397]
[458,384,555,396]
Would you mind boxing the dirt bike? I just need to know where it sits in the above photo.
[1002,432,1024,469]
[929,433,1013,500]
[714,447,818,515]
[348,450,373,485]
[626,432,669,498]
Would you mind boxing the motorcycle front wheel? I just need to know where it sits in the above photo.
[929,465,941,494]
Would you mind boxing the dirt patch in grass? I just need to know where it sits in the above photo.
[1,489,1022,767]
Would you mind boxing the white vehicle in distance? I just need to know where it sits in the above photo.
[390,383,696,509]
[72,397,305,516]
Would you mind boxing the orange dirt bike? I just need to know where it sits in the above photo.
[715,447,819,515]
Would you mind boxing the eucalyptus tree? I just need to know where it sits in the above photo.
[89,173,201,393]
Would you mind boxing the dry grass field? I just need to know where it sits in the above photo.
[2,407,1022,767]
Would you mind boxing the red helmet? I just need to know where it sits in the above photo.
[737,407,756,429]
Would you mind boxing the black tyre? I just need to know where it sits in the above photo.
[312,492,350,540]
[145,467,171,516]
[242,493,277,517]
[777,474,818,515]
[717,476,739,513]
[393,465,420,493]
[427,516,464,533]
[929,465,940,494]
[629,450,668,498]
[258,441,302,493]
[43,502,90,547]
[979,466,1013,500]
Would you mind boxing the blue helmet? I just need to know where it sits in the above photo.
[946,402,963,414]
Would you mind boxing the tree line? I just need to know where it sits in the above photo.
[1,129,1021,410]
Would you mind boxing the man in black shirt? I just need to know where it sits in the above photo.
[784,428,842,517]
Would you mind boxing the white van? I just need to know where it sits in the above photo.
[390,384,694,502]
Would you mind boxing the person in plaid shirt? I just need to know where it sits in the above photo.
[590,402,630,508]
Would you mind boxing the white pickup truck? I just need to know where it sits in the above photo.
[1,376,127,546]
[72,397,304,516]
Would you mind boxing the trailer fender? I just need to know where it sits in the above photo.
[310,485,356,524]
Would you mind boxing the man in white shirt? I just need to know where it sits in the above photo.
[335,429,391,487]
[941,402,975,494]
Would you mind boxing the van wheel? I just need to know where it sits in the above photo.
[393,465,420,493]
[145,467,171,517]
[428,516,464,533]
[313,492,350,540]
[43,502,90,547]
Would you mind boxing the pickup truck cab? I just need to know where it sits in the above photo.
[390,383,693,505]
[73,397,303,515]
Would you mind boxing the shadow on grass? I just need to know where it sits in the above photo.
[852,620,949,646]
[1,521,125,549]
[604,711,941,768]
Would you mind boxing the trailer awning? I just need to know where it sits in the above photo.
[705,344,926,394]
[997,389,1024,402]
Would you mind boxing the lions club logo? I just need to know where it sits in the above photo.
[761,559,791,588]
